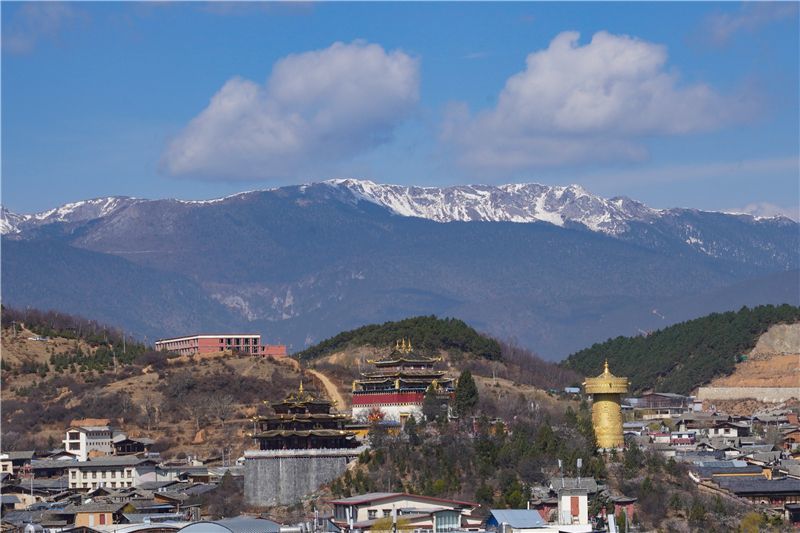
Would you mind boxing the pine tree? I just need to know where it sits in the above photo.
[423,385,445,422]
[454,370,479,417]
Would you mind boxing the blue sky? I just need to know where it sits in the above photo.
[2,1,798,218]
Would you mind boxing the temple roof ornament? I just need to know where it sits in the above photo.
[583,360,629,395]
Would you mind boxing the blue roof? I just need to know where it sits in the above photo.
[178,517,281,533]
[487,510,546,528]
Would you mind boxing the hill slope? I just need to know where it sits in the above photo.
[561,304,800,395]
[0,308,306,458]
[295,315,502,361]
[298,316,580,407]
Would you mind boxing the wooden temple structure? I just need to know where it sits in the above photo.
[351,339,454,422]
[251,382,359,450]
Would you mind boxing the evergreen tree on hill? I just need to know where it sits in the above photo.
[561,304,800,394]
[454,370,479,417]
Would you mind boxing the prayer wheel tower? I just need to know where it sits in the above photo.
[583,360,629,449]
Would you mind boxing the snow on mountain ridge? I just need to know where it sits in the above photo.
[2,179,794,237]
[1,197,140,235]
[324,178,660,234]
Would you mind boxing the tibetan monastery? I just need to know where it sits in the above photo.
[252,382,359,450]
[351,339,454,422]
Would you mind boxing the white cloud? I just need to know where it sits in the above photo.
[705,3,799,46]
[442,31,750,173]
[162,41,419,180]
[728,202,799,222]
[2,2,85,55]
[579,156,799,187]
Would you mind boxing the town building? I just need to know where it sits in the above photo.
[583,361,629,449]
[626,392,690,420]
[112,435,155,456]
[63,419,121,462]
[244,383,364,506]
[351,339,454,423]
[63,501,126,528]
[0,451,34,477]
[154,333,286,357]
[486,509,548,532]
[329,492,481,531]
[67,456,158,490]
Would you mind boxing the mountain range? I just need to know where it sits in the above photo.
[2,179,798,358]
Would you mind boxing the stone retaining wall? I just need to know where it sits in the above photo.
[696,387,799,402]
[244,447,366,506]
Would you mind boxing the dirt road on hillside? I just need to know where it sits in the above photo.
[307,369,347,412]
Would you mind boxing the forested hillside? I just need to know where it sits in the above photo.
[297,315,579,393]
[295,315,502,360]
[561,304,800,394]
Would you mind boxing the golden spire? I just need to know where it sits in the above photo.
[604,359,610,374]
[408,339,413,352]
[299,380,304,393]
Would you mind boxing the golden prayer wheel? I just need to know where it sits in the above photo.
[583,360,629,449]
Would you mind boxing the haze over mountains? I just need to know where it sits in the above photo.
[2,179,797,358]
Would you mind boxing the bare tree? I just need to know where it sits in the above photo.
[208,394,235,427]
[184,393,209,432]
[142,394,159,431]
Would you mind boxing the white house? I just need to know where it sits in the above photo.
[330,492,481,530]
[63,419,122,462]
[67,456,158,490]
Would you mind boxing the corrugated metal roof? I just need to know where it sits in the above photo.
[177,517,281,533]
[488,509,546,528]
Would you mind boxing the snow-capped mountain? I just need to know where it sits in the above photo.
[1,197,140,235]
[3,179,791,238]
[2,178,797,358]
[325,178,661,234]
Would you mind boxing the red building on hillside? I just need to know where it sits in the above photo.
[155,334,286,357]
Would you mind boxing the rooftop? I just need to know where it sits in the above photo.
[487,509,546,529]
[69,456,157,468]
[329,492,476,508]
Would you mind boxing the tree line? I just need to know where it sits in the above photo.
[561,304,800,394]
[295,315,502,361]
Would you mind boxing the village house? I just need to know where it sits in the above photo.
[63,501,127,527]
[67,456,158,490]
[669,431,697,447]
[628,393,691,420]
[0,450,35,476]
[112,435,155,456]
[713,477,800,510]
[329,492,481,531]
[63,419,121,461]
[782,427,800,451]
[709,421,751,439]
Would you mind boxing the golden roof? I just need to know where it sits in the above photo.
[583,359,629,394]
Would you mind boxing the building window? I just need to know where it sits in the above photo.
[368,510,377,519]
[384,510,391,518]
